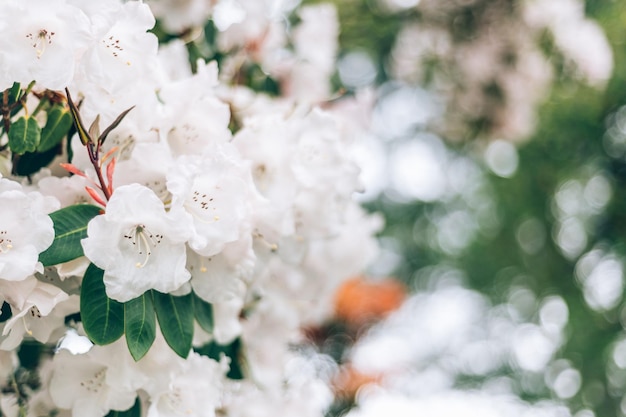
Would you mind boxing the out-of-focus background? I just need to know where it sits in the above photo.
[296,0,626,416]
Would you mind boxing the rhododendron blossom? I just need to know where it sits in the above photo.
[0,179,58,282]
[81,184,193,302]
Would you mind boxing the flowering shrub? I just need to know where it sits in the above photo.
[0,1,382,416]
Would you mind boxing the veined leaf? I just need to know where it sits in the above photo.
[39,204,102,266]
[8,116,40,154]
[192,292,214,334]
[125,292,156,361]
[81,264,124,345]
[38,105,72,152]
[153,291,194,358]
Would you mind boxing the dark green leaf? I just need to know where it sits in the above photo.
[18,341,42,370]
[8,82,20,103]
[152,291,194,358]
[65,88,91,146]
[192,292,214,333]
[38,105,73,152]
[124,292,156,361]
[105,397,141,417]
[0,302,12,323]
[12,146,59,177]
[39,205,102,266]
[98,106,134,146]
[80,264,124,345]
[195,338,244,380]
[8,116,40,154]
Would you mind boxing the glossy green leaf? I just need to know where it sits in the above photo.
[38,105,72,152]
[192,292,214,334]
[124,292,156,361]
[81,264,124,345]
[39,205,102,266]
[153,291,194,358]
[8,116,40,154]
[105,397,141,417]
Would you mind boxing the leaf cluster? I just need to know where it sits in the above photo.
[39,205,240,368]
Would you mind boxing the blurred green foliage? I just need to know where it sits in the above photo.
[320,0,626,415]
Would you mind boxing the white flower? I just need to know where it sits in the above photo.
[146,352,226,417]
[159,61,232,157]
[0,0,91,90]
[287,4,339,102]
[0,179,58,282]
[81,184,192,302]
[167,145,258,257]
[212,295,244,345]
[113,143,175,204]
[48,340,140,417]
[234,108,361,239]
[75,0,159,94]
[187,236,252,304]
[0,277,77,350]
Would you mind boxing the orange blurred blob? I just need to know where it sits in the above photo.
[333,365,381,399]
[334,276,406,326]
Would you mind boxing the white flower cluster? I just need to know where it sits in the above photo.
[0,1,382,416]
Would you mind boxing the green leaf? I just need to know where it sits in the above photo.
[98,105,134,146]
[8,116,41,154]
[38,105,73,152]
[81,264,124,345]
[105,397,141,417]
[192,292,214,334]
[124,292,156,361]
[39,205,102,266]
[0,302,12,323]
[195,338,244,380]
[8,82,21,103]
[152,291,194,358]
[12,146,59,177]
[65,88,91,146]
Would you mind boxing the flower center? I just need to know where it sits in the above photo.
[102,35,124,57]
[0,230,13,253]
[186,190,221,223]
[79,369,106,394]
[101,34,131,65]
[123,224,163,268]
[26,29,55,59]
[29,306,42,318]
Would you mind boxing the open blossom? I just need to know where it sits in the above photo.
[167,144,259,257]
[234,107,361,239]
[73,0,159,95]
[81,184,192,302]
[146,352,226,417]
[49,339,141,417]
[0,277,77,350]
[0,179,58,282]
[159,61,232,157]
[0,0,91,90]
